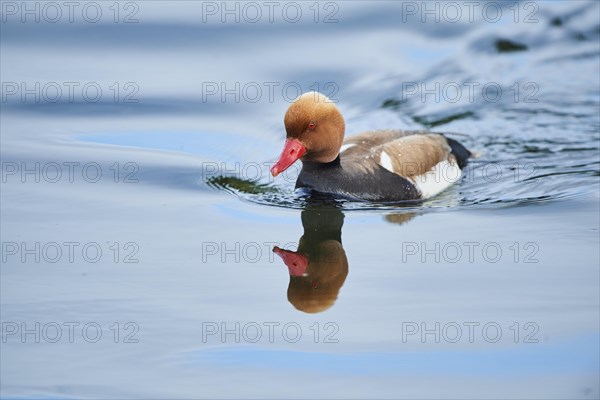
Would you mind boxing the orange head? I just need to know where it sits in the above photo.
[271,92,345,177]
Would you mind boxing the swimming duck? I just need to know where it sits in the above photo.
[270,92,472,201]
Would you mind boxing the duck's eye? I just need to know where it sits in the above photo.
[308,122,316,130]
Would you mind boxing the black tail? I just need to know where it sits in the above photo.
[445,137,471,169]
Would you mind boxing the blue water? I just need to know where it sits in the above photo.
[1,1,599,398]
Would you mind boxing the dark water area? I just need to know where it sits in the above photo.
[1,1,599,398]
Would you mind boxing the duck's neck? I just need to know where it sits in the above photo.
[301,155,341,171]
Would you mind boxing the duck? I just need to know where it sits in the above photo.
[270,91,472,201]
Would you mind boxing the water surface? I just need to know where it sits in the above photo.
[1,1,599,398]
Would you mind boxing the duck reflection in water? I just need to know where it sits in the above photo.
[273,207,415,313]
[273,208,347,314]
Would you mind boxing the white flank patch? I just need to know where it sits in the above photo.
[339,143,356,153]
[411,159,462,199]
[379,150,394,172]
